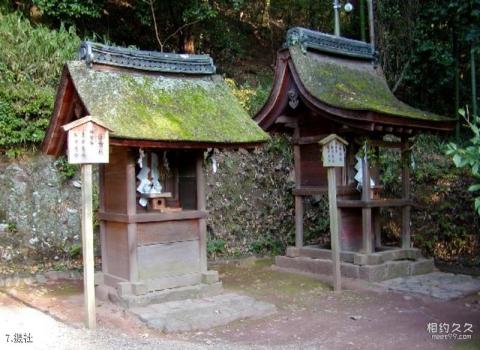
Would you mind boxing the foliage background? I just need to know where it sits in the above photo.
[0,9,80,156]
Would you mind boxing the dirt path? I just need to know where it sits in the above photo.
[1,259,479,350]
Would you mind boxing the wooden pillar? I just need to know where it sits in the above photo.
[295,196,304,248]
[372,147,381,248]
[361,153,373,254]
[294,143,303,248]
[81,164,96,329]
[374,208,382,248]
[196,153,208,272]
[99,165,108,275]
[327,168,341,291]
[401,140,411,249]
[126,150,138,282]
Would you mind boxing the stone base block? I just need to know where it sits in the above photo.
[410,258,435,276]
[275,254,435,283]
[201,270,219,285]
[112,282,224,308]
[130,293,276,333]
[275,256,360,279]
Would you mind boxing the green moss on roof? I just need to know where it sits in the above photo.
[289,45,452,121]
[67,61,269,143]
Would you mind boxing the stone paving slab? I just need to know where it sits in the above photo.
[130,293,276,333]
[379,272,480,300]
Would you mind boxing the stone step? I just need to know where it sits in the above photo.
[380,272,480,300]
[130,293,276,333]
[98,282,224,308]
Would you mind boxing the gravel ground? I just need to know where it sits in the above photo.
[0,292,243,350]
[0,293,314,350]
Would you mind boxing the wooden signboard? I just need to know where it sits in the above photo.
[321,134,347,167]
[319,134,348,292]
[63,116,110,164]
[62,116,112,330]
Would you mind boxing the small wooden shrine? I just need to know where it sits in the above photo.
[43,42,268,300]
[255,28,455,282]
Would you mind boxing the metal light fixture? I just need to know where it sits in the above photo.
[333,1,355,36]
[344,2,354,13]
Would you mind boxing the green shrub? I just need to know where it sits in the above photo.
[447,119,480,215]
[54,156,79,181]
[0,10,80,153]
[225,78,272,116]
[207,238,226,259]
[378,134,480,262]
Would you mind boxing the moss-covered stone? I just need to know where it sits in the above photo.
[289,46,452,121]
[67,61,269,143]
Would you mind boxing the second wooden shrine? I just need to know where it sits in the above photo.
[255,28,455,282]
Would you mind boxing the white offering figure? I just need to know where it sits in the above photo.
[137,151,163,206]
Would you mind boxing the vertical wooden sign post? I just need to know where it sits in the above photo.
[319,134,348,292]
[63,116,111,329]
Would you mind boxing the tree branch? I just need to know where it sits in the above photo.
[392,60,410,93]
[144,0,164,51]
[143,0,201,53]
[163,19,201,50]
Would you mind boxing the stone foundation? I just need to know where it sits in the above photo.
[95,271,222,308]
[276,245,434,282]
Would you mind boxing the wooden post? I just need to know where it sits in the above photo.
[126,151,138,282]
[327,168,341,292]
[99,165,108,276]
[295,196,304,248]
[319,134,348,293]
[471,47,478,123]
[359,0,367,42]
[401,141,411,249]
[372,147,381,248]
[374,208,382,248]
[196,153,207,272]
[361,154,373,254]
[367,0,375,51]
[294,143,303,248]
[81,164,96,330]
[62,116,111,330]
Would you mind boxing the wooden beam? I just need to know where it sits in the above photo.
[294,134,328,145]
[98,210,208,223]
[367,139,404,149]
[196,153,208,272]
[275,115,297,124]
[109,138,265,150]
[293,185,357,196]
[337,199,414,208]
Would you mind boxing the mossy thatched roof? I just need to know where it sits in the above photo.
[67,61,269,144]
[289,45,451,121]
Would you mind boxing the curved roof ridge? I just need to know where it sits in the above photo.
[285,27,375,61]
[79,41,216,74]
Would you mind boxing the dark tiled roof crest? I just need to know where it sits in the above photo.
[78,41,216,74]
[285,27,375,61]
